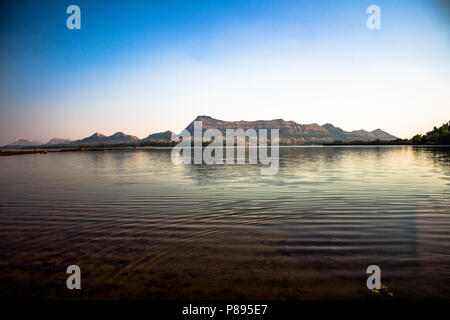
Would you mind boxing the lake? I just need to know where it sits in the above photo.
[0,146,449,299]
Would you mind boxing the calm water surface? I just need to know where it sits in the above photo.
[0,146,449,299]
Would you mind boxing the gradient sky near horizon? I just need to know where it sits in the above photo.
[0,0,449,144]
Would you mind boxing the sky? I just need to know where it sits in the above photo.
[0,0,449,144]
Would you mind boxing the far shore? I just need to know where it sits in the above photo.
[0,146,156,157]
[1,144,449,157]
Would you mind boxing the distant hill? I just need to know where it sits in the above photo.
[185,115,397,143]
[71,132,107,145]
[141,130,174,141]
[46,138,73,145]
[7,139,43,147]
[106,132,140,144]
[71,132,139,146]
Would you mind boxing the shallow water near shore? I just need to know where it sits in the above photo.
[0,146,449,299]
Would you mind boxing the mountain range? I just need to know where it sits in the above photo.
[185,116,397,144]
[4,115,397,147]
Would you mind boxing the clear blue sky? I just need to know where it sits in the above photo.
[0,0,449,144]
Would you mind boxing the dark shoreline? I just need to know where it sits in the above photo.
[0,147,149,157]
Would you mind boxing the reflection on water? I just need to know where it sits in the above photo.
[0,146,449,299]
